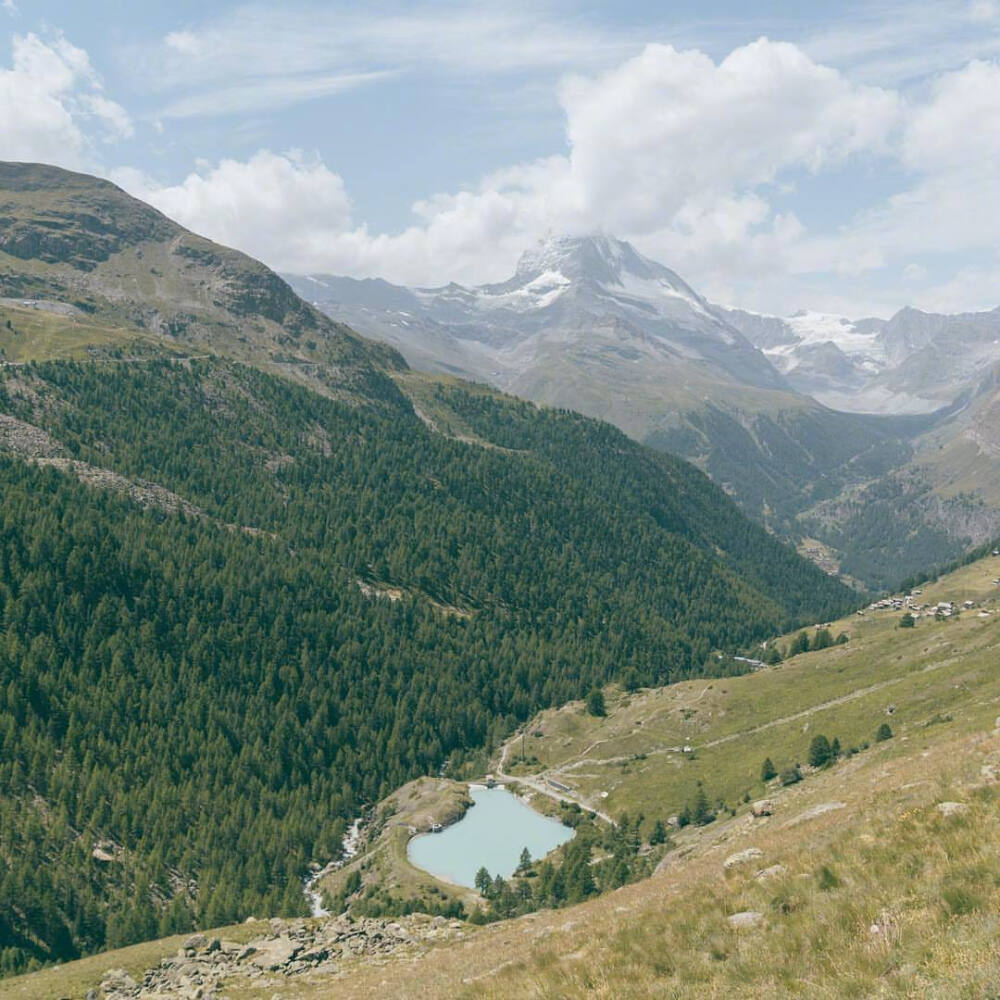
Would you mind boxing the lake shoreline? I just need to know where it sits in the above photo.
[406,783,575,889]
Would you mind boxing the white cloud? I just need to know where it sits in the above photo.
[792,60,1000,288]
[2,0,16,14]
[0,33,131,167]
[129,2,646,119]
[149,3,636,84]
[124,38,903,290]
[802,1,1000,85]
[158,69,394,119]
[105,34,1000,315]
[115,150,354,272]
[903,59,1000,170]
[557,40,900,235]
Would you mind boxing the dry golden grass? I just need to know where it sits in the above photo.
[0,921,269,1000]
[321,723,1000,999]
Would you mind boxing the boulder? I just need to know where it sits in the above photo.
[248,935,301,970]
[297,946,332,964]
[724,847,764,871]
[99,968,138,993]
[727,910,764,929]
[751,799,774,817]
[755,863,787,882]
[936,801,967,817]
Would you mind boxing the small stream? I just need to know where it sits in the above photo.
[303,817,363,917]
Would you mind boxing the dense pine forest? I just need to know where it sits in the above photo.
[0,358,852,973]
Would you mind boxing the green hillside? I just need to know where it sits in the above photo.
[0,357,850,974]
[4,554,996,1000]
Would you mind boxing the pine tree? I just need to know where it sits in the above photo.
[808,735,832,768]
[788,632,811,656]
[585,688,606,717]
[474,867,492,895]
[691,786,715,826]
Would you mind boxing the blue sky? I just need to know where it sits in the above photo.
[2,1,1000,316]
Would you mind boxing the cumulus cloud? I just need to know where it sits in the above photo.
[557,40,900,234]
[794,59,1000,291]
[99,34,1000,314]
[115,150,353,270]
[0,33,131,167]
[124,38,904,289]
[903,58,1000,169]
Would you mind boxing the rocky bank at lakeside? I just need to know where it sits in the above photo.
[92,912,467,998]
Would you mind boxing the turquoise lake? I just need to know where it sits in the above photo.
[407,785,574,888]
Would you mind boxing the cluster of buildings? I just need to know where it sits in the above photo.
[862,591,990,621]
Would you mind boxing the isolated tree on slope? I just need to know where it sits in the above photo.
[586,688,606,717]
[808,734,832,768]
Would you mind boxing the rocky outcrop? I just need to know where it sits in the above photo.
[936,801,968,817]
[0,413,66,459]
[755,863,787,882]
[723,847,763,871]
[96,914,466,998]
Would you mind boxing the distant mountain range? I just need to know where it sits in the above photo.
[286,234,1000,419]
[286,236,1000,588]
[720,304,1000,416]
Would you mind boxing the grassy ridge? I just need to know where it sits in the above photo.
[496,557,999,825]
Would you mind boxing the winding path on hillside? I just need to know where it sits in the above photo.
[496,739,615,824]
[499,649,966,804]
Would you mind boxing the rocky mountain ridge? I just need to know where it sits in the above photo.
[0,162,404,391]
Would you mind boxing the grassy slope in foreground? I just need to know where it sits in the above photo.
[318,553,1000,998]
[6,554,997,999]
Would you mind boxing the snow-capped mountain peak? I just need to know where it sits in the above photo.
[472,234,716,326]
[286,232,786,392]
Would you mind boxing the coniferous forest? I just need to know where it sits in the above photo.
[0,358,852,973]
